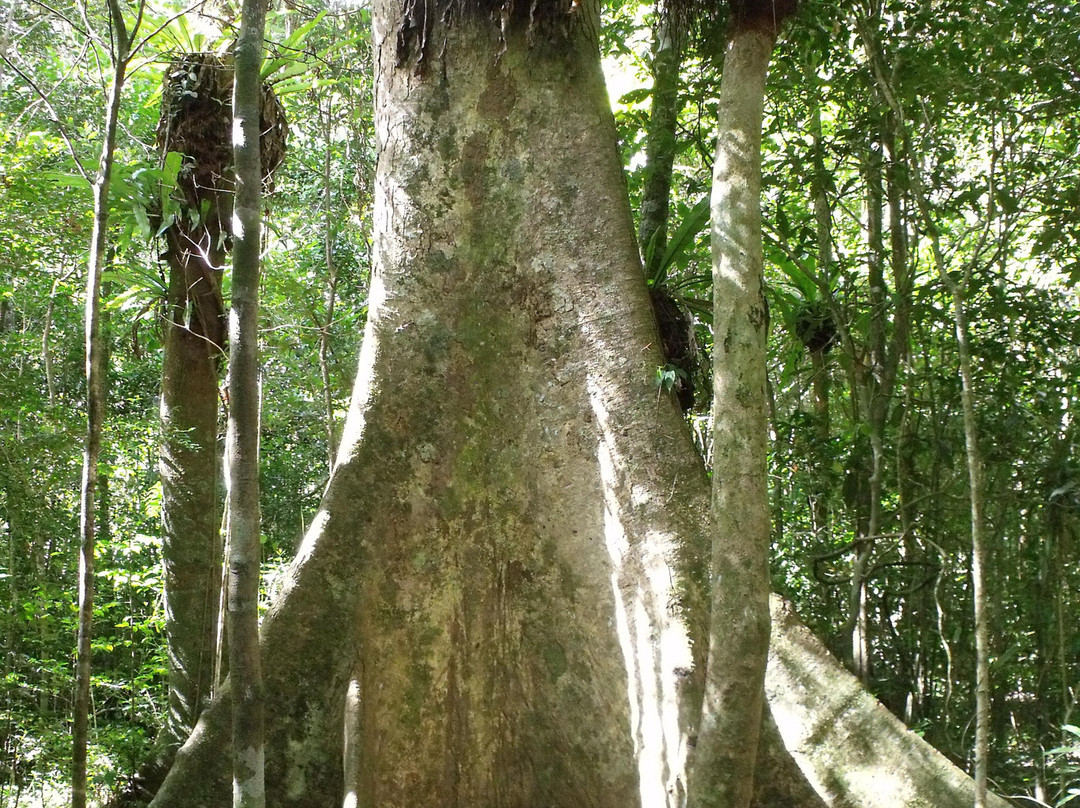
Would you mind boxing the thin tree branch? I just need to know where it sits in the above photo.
[128,0,209,63]
[0,51,90,181]
[23,0,91,39]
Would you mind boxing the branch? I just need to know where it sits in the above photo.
[74,0,106,53]
[0,51,89,181]
[105,0,129,56]
[11,34,89,129]
[128,0,209,64]
[24,0,90,39]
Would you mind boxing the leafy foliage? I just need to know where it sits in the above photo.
[1,0,1079,803]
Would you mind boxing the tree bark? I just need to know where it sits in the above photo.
[766,596,1010,808]
[73,2,130,804]
[158,256,224,754]
[227,0,269,803]
[807,61,833,543]
[318,96,340,473]
[943,279,989,808]
[638,13,683,281]
[690,10,787,805]
[751,704,829,808]
[146,4,1009,807]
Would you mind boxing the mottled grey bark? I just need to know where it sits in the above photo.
[690,5,792,804]
[751,705,829,808]
[766,597,1011,808]
[227,0,269,803]
[151,2,710,806]
[951,281,990,808]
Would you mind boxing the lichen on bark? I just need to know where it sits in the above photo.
[152,5,708,806]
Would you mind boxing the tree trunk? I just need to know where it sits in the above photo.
[72,4,129,804]
[690,6,791,803]
[158,165,228,763]
[318,96,341,473]
[638,13,683,281]
[147,4,1010,808]
[227,0,270,802]
[151,3,712,804]
[945,283,989,808]
[806,58,833,543]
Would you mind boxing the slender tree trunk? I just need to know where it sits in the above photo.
[42,270,70,408]
[839,133,888,681]
[883,113,911,352]
[837,101,912,684]
[156,51,232,763]
[637,12,699,413]
[945,283,989,808]
[72,6,129,805]
[319,97,340,473]
[690,5,792,803]
[638,12,683,280]
[807,60,833,542]
[807,348,830,530]
[227,0,269,803]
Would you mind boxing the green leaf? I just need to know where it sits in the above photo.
[650,196,710,286]
[132,204,151,239]
[271,75,339,97]
[41,170,90,190]
[1059,788,1080,806]
[262,10,326,81]
[618,87,651,105]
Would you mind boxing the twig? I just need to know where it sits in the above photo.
[0,51,89,181]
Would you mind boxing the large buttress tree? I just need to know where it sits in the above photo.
[153,0,711,803]
[147,1,1015,806]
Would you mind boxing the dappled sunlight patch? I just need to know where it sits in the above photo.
[589,373,692,808]
[334,273,388,468]
[293,508,331,569]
